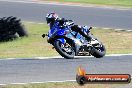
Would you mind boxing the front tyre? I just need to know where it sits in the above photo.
[90,40,106,58]
[54,40,75,59]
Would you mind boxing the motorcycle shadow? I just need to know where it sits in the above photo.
[17,56,97,61]
[53,56,95,60]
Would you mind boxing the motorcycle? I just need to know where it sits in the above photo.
[42,21,106,59]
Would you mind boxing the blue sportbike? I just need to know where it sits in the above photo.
[42,20,106,59]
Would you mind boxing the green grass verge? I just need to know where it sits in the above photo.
[1,82,131,88]
[0,22,59,58]
[42,0,132,7]
[0,22,132,58]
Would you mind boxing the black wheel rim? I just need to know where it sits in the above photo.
[94,43,105,52]
[59,41,75,56]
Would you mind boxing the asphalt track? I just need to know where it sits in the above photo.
[0,55,132,84]
[0,1,132,30]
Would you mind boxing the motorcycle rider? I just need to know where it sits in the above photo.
[43,12,92,40]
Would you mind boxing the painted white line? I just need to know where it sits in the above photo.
[35,56,62,59]
[94,26,132,32]
[36,54,132,59]
[114,29,132,32]
[0,76,132,85]
[25,21,132,32]
[0,0,36,3]
[0,54,132,60]
[106,54,132,57]
[24,21,44,24]
[0,0,132,11]
[125,30,132,32]
[115,29,124,31]
[0,80,76,86]
[103,28,112,30]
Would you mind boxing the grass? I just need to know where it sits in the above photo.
[0,22,58,58]
[42,0,132,7]
[1,82,131,88]
[92,28,132,54]
[0,22,132,58]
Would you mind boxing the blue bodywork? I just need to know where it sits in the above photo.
[47,22,69,44]
[47,21,90,54]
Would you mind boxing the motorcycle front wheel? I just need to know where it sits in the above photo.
[90,43,106,58]
[54,40,75,59]
[89,36,106,58]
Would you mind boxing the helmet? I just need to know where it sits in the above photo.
[46,13,59,24]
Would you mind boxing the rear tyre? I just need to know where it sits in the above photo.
[54,40,75,59]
